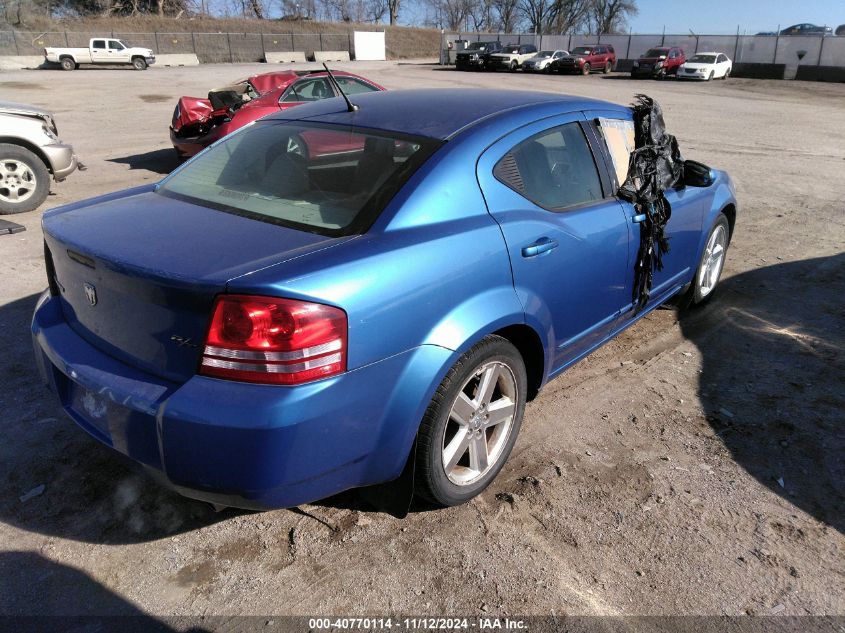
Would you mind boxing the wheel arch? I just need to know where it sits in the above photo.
[0,138,53,174]
[58,53,76,62]
[493,323,545,401]
[721,202,737,243]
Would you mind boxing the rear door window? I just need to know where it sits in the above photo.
[493,122,603,211]
[92,40,105,49]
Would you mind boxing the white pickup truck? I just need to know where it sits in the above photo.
[44,38,156,71]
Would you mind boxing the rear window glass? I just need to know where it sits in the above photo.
[158,121,441,236]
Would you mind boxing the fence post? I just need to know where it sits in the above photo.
[154,31,160,51]
[319,32,323,51]
[567,33,572,51]
[290,33,294,52]
[773,25,779,63]
[12,30,19,55]
[64,31,69,46]
[733,26,739,62]
[817,32,825,66]
[626,29,631,59]
[597,31,601,44]
[191,31,196,54]
[227,32,233,63]
[347,31,352,56]
[694,35,699,54]
[660,26,665,46]
[260,32,266,60]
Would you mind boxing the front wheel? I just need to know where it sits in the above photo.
[0,144,50,214]
[509,60,517,72]
[414,335,527,507]
[581,62,591,75]
[692,214,730,304]
[132,57,148,71]
[707,70,714,81]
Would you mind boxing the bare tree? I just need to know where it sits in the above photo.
[385,0,398,23]
[492,0,518,32]
[518,0,587,34]
[588,0,636,34]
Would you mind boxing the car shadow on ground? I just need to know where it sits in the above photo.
[0,551,211,628]
[679,253,844,534]
[108,148,181,175]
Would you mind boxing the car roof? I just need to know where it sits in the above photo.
[693,51,722,55]
[263,88,626,140]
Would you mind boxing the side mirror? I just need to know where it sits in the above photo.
[683,160,715,187]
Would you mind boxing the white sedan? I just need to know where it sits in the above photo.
[678,52,732,81]
[522,50,568,72]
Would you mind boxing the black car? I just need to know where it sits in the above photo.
[455,41,503,71]
[779,23,832,35]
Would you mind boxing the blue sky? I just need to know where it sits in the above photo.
[627,0,843,34]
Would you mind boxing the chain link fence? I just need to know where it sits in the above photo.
[1,30,364,62]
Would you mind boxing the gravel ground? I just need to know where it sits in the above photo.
[0,62,843,625]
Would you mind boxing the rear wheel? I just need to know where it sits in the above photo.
[132,57,148,71]
[581,62,591,75]
[414,335,527,507]
[603,61,612,73]
[0,144,50,215]
[509,60,517,72]
[60,57,75,71]
[722,68,731,80]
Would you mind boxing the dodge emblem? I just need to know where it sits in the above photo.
[83,283,97,306]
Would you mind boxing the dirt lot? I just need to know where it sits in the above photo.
[0,62,843,625]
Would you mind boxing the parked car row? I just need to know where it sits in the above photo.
[454,42,732,81]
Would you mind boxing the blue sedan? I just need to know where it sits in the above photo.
[31,89,738,509]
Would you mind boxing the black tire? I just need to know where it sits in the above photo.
[60,57,75,71]
[0,144,50,215]
[603,61,612,74]
[509,60,517,72]
[722,68,731,80]
[707,70,714,81]
[132,57,148,71]
[691,213,730,305]
[581,62,591,75]
[414,335,527,507]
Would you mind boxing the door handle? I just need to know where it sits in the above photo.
[521,237,558,258]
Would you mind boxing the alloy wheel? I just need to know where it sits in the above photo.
[0,159,37,205]
[441,360,518,486]
[698,224,727,298]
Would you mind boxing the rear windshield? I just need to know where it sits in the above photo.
[158,121,441,236]
[537,50,554,57]
[571,47,593,55]
[644,48,668,57]
[689,54,716,63]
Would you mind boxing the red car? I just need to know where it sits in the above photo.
[552,45,617,75]
[170,70,385,159]
[631,47,686,78]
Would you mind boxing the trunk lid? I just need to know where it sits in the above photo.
[43,187,352,383]
[172,96,213,134]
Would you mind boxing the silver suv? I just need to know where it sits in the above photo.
[0,102,79,214]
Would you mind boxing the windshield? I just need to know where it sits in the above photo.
[466,42,487,50]
[158,121,441,236]
[689,55,716,64]
[536,50,553,57]
[501,46,520,54]
[644,48,668,57]
[571,47,593,55]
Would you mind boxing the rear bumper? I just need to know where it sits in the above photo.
[32,291,452,509]
[169,127,208,158]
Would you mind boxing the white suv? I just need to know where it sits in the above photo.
[488,44,539,72]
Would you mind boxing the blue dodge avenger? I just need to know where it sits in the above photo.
[32,89,737,509]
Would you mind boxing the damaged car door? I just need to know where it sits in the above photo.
[586,109,708,313]
[477,114,631,374]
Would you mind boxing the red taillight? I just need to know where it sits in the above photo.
[200,295,347,385]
